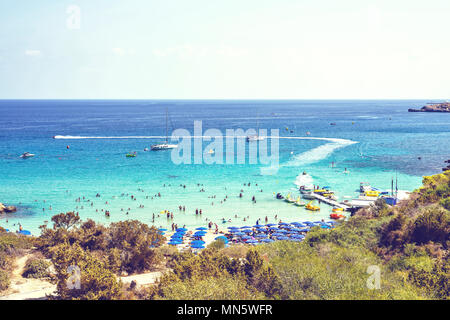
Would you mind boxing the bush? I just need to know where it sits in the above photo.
[411,207,449,247]
[22,258,51,279]
[0,269,9,291]
[441,197,450,210]
[52,242,122,300]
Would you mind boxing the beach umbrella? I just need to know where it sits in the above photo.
[269,227,279,231]
[191,244,205,249]
[253,225,264,228]
[194,231,207,235]
[158,228,168,231]
[271,233,285,237]
[255,234,267,238]
[277,236,289,240]
[290,234,305,239]
[196,227,208,230]
[191,240,206,244]
[290,238,303,242]
[277,229,288,234]
[279,222,290,225]
[241,235,251,240]
[246,239,258,244]
[260,239,275,243]
[266,223,277,227]
[233,232,245,236]
[19,230,31,236]
[241,229,253,234]
[215,236,228,241]
[241,226,252,229]
[228,226,239,229]
[177,228,188,232]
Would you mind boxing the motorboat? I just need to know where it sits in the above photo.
[302,192,315,200]
[299,185,313,194]
[207,149,215,154]
[359,182,372,193]
[275,193,284,200]
[330,213,345,220]
[20,152,35,159]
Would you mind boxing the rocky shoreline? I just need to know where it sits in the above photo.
[0,203,17,214]
[408,102,450,113]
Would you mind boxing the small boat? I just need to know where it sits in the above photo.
[305,201,320,211]
[299,185,313,194]
[302,192,315,200]
[20,152,35,159]
[332,207,344,213]
[294,197,305,207]
[207,149,215,154]
[284,193,296,203]
[247,113,265,142]
[275,193,284,200]
[330,213,345,220]
[144,147,149,151]
[360,182,372,193]
[126,152,137,158]
[364,190,380,197]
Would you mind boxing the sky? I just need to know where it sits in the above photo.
[0,0,449,99]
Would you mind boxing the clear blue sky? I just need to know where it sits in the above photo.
[0,0,449,99]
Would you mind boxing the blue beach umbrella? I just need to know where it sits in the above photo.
[246,239,258,244]
[177,228,188,232]
[266,223,277,227]
[241,226,252,229]
[269,227,279,231]
[215,236,228,241]
[241,235,251,240]
[271,233,285,237]
[191,244,205,249]
[255,234,267,238]
[19,230,31,236]
[279,222,290,226]
[191,240,206,244]
[277,236,289,240]
[260,239,275,243]
[158,228,168,231]
[234,232,245,236]
[290,238,303,242]
[241,229,253,234]
[196,227,208,230]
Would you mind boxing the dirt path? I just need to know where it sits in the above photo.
[0,253,56,300]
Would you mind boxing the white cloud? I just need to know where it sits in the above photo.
[25,50,41,56]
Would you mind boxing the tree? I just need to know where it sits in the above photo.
[51,212,81,230]
[52,242,122,300]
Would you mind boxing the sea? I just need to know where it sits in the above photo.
[1,100,449,234]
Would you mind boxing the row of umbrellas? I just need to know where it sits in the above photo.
[157,220,336,249]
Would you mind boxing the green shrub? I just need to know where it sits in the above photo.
[411,207,449,247]
[52,242,122,300]
[22,258,51,279]
[0,269,9,291]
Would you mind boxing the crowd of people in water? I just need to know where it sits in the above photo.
[2,180,291,233]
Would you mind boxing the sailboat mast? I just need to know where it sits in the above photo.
[165,109,168,144]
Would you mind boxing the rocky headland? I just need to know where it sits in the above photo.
[0,203,17,214]
[408,102,450,112]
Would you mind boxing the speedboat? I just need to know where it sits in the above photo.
[275,193,284,200]
[246,135,265,142]
[299,185,313,194]
[207,149,215,154]
[359,182,372,193]
[20,152,35,159]
[151,144,178,151]
[302,192,315,200]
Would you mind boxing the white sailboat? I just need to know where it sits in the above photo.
[151,109,178,151]
[20,152,35,159]
[246,113,265,142]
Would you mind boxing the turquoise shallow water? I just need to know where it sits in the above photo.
[0,100,449,234]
